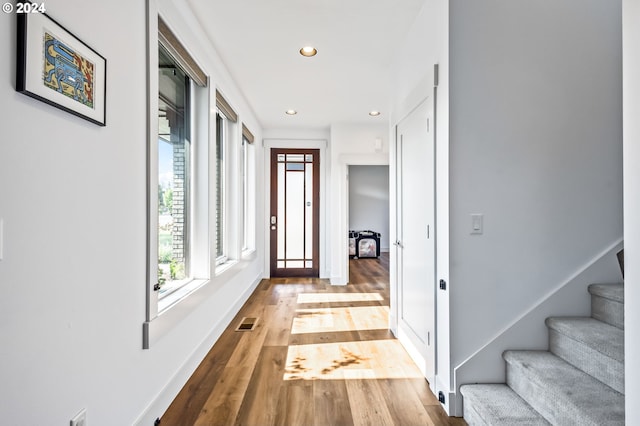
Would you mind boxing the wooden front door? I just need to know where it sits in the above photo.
[270,149,320,277]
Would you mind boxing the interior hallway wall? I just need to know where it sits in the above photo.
[448,0,623,413]
[0,1,265,424]
[389,0,451,409]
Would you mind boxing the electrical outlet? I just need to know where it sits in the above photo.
[70,408,87,426]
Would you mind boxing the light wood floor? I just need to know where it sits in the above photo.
[161,254,466,426]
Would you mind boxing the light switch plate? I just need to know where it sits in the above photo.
[471,213,483,235]
[0,218,3,260]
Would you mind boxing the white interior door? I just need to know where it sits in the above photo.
[395,98,435,384]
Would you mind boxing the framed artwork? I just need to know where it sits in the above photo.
[16,8,107,126]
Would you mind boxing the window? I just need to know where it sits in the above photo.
[215,112,226,262]
[145,16,210,348]
[145,13,258,348]
[158,44,190,296]
[215,91,238,265]
[241,124,255,252]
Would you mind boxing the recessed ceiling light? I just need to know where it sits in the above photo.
[369,111,381,116]
[299,46,318,57]
[286,109,297,115]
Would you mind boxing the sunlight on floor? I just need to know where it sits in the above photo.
[284,339,423,380]
[291,306,389,334]
[296,292,384,304]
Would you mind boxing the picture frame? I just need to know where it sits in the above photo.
[16,7,107,126]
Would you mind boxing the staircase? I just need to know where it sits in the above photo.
[460,283,625,425]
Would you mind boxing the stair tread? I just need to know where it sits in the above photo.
[588,283,624,303]
[545,317,624,362]
[461,384,550,425]
[504,350,624,424]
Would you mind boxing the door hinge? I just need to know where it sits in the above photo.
[153,283,161,291]
[439,279,447,290]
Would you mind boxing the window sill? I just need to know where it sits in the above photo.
[215,259,238,276]
[241,248,256,260]
[158,278,209,314]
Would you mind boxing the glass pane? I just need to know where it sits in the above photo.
[158,44,189,294]
[277,154,285,162]
[215,114,224,258]
[305,261,313,268]
[277,163,285,259]
[286,154,305,162]
[285,170,305,259]
[305,163,313,259]
[305,154,313,162]
[286,163,304,171]
[241,141,246,250]
[278,261,285,268]
[288,261,304,268]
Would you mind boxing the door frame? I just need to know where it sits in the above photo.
[263,139,329,278]
[269,148,320,277]
[339,154,390,284]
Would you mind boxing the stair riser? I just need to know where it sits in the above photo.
[506,359,622,426]
[461,401,487,426]
[549,330,624,394]
[461,384,551,426]
[591,295,624,329]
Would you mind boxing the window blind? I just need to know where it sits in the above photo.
[242,123,254,144]
[216,90,237,123]
[158,16,207,87]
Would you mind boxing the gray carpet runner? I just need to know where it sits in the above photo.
[461,283,624,425]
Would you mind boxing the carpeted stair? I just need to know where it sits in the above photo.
[460,283,624,425]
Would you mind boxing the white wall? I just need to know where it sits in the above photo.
[449,0,623,414]
[348,165,390,251]
[0,0,265,424]
[623,0,640,424]
[389,0,451,409]
[390,0,623,416]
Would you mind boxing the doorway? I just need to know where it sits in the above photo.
[270,148,320,277]
[348,165,390,255]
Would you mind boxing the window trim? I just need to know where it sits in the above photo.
[215,111,228,266]
[241,123,256,254]
[144,9,211,349]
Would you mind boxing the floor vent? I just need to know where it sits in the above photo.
[235,317,258,331]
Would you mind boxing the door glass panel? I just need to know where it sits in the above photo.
[305,163,313,260]
[286,154,305,162]
[286,163,304,171]
[285,170,305,260]
[277,163,285,259]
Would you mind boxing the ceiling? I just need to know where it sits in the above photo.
[187,0,426,130]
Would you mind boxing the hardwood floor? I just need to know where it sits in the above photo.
[161,253,466,425]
